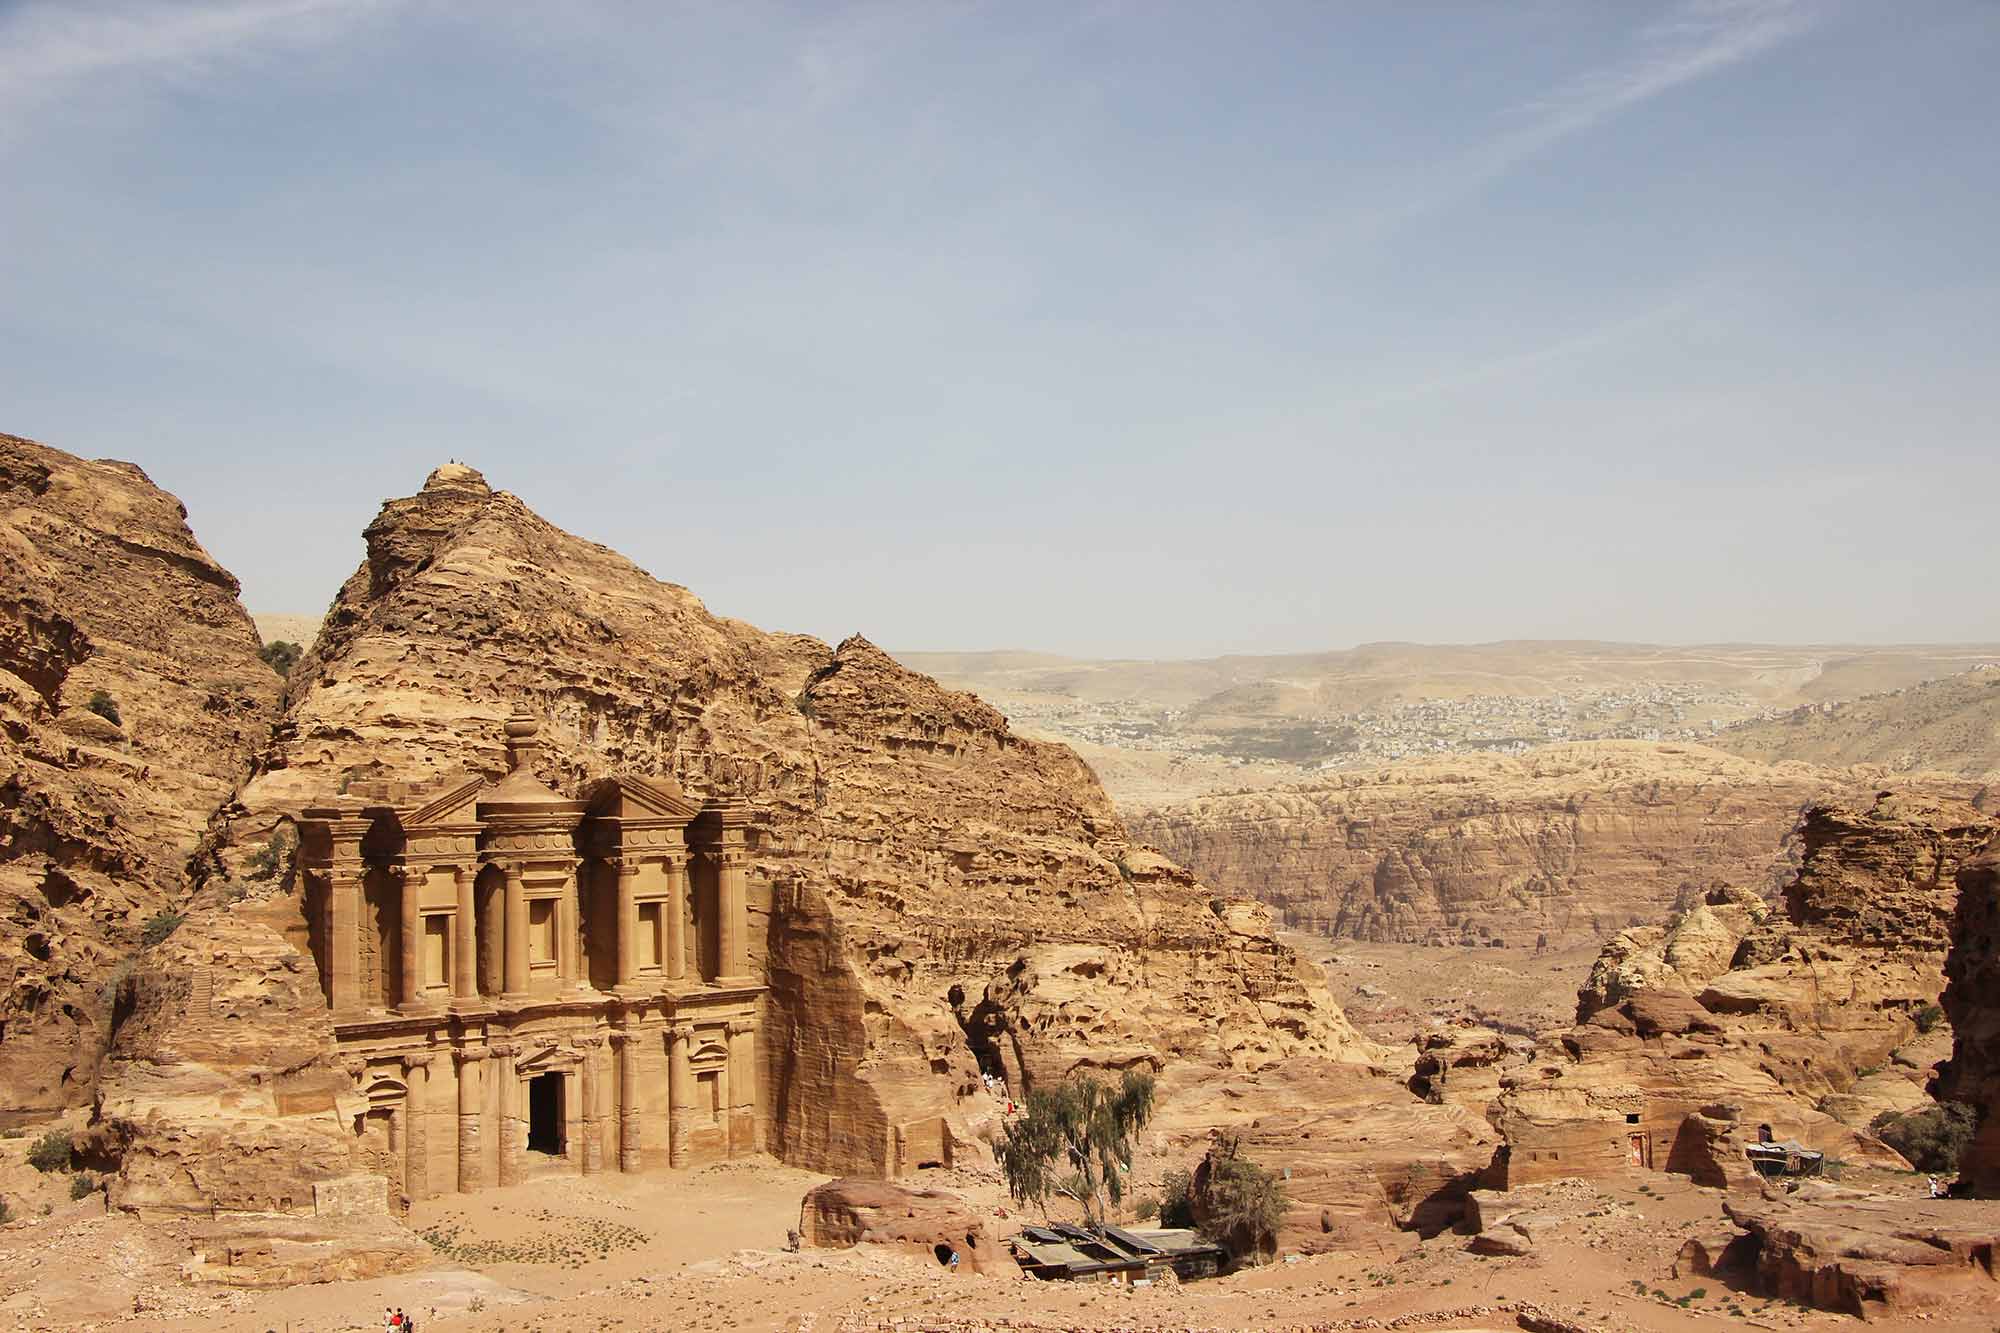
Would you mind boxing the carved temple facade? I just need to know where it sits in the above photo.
[296,712,763,1203]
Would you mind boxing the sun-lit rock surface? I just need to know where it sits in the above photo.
[215,464,1371,1178]
[0,433,280,1111]
[1132,742,1965,948]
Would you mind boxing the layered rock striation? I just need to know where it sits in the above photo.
[223,465,1368,1177]
[0,434,279,1110]
[1133,743,1932,946]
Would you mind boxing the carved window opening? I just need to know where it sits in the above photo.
[529,898,556,966]
[698,1069,722,1125]
[637,901,663,972]
[422,914,450,993]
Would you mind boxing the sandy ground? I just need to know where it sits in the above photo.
[2,1145,1990,1333]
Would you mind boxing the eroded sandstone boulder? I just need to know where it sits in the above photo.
[1722,1192,2000,1320]
[799,1178,1005,1274]
[0,433,280,1111]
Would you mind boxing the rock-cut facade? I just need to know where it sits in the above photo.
[296,709,763,1199]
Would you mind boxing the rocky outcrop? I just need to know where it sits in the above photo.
[83,894,362,1218]
[798,1178,1004,1274]
[0,433,280,1111]
[1938,838,2000,1193]
[1490,793,1997,1186]
[222,464,1369,1177]
[1133,743,1936,946]
[1722,1192,2000,1320]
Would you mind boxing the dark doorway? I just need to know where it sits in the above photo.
[528,1072,564,1156]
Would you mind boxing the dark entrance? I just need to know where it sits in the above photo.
[528,1072,564,1156]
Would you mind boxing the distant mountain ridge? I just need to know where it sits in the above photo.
[1710,666,2000,781]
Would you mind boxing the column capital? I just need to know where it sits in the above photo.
[668,1023,695,1046]
[343,1057,369,1080]
[488,1042,521,1060]
[725,1019,755,1037]
[454,1046,491,1066]
[575,1034,605,1050]
[402,1052,436,1072]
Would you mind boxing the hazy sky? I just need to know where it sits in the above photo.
[5,1,1997,657]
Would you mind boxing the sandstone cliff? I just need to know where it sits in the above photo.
[1488,792,1997,1183]
[0,434,279,1110]
[223,465,1369,1176]
[1939,837,2000,1193]
[1133,743,1930,946]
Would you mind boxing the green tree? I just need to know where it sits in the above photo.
[996,1068,1155,1228]
[1194,1130,1288,1264]
[1871,1101,1977,1174]
[85,690,121,727]
[1155,1166,1196,1228]
[258,640,302,677]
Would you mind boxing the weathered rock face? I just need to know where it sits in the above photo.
[1721,1191,2000,1320]
[798,1178,1004,1274]
[1133,743,1925,947]
[84,893,362,1219]
[227,465,1369,1177]
[0,433,279,1111]
[1490,793,1997,1187]
[1938,838,2000,1194]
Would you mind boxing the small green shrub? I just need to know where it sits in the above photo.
[26,1129,72,1173]
[244,825,296,882]
[1871,1102,1977,1173]
[1156,1166,1196,1229]
[0,1128,22,1140]
[68,1174,95,1201]
[1914,1004,1945,1035]
[1133,1196,1158,1221]
[85,690,121,727]
[257,640,301,676]
[140,911,185,948]
[1690,1287,1708,1299]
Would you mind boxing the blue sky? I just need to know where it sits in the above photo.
[4,1,1996,656]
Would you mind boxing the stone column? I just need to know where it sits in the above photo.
[614,1032,642,1172]
[664,856,688,984]
[493,1043,521,1186]
[402,1053,432,1201]
[455,1047,487,1194]
[577,1036,604,1175]
[615,859,640,990]
[668,1024,693,1168]
[556,877,575,990]
[452,866,477,1003]
[396,867,426,1012]
[330,870,363,1015]
[502,864,529,999]
[719,849,750,983]
[726,1019,757,1156]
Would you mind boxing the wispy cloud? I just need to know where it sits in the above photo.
[1370,0,1823,228]
[0,0,392,120]
[1350,283,1718,411]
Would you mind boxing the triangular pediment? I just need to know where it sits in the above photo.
[586,774,701,822]
[405,776,486,827]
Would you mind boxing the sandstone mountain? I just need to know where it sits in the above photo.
[214,464,1369,1178]
[0,434,280,1111]
[1131,742,1962,947]
[1712,666,2000,782]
